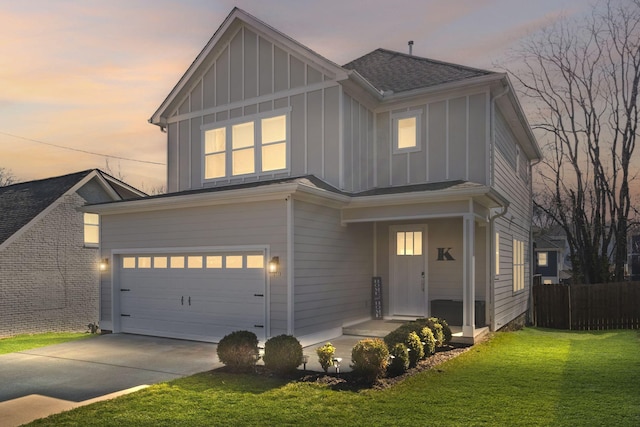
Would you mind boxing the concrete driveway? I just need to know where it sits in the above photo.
[0,334,218,426]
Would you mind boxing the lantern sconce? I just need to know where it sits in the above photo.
[99,258,109,271]
[268,256,280,275]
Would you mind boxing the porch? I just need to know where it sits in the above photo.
[342,319,489,345]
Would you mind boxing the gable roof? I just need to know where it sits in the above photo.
[343,48,496,94]
[0,169,145,249]
[149,7,347,128]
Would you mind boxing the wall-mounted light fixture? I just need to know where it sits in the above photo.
[268,256,279,274]
[99,258,109,271]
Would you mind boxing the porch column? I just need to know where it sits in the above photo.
[462,214,475,337]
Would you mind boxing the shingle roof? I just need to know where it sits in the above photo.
[343,48,495,93]
[0,170,93,245]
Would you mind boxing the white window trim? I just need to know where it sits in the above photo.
[513,238,525,293]
[392,110,422,154]
[537,251,548,267]
[83,213,100,248]
[201,107,291,184]
[495,232,500,276]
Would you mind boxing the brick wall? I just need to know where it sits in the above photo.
[0,192,99,337]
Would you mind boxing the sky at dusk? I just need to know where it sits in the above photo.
[0,0,591,191]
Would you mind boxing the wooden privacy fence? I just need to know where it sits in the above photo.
[532,282,640,330]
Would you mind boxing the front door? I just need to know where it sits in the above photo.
[391,225,427,316]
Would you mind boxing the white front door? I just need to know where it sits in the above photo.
[391,225,427,317]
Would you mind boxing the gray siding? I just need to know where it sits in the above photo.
[375,92,488,189]
[293,200,373,337]
[343,94,374,192]
[99,200,289,336]
[165,24,339,192]
[492,109,533,330]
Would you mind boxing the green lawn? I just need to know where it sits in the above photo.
[0,332,93,355]
[27,328,640,426]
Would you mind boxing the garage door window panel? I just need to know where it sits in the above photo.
[226,255,243,269]
[170,256,185,268]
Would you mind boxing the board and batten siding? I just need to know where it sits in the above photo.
[293,200,373,337]
[492,109,533,330]
[164,24,342,193]
[342,93,375,192]
[99,200,288,335]
[374,92,488,189]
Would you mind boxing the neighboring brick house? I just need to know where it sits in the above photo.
[0,170,143,337]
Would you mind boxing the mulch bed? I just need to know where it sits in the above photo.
[219,343,472,391]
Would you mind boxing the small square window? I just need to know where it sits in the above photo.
[122,257,136,269]
[188,256,203,269]
[226,255,243,269]
[393,112,421,153]
[138,257,151,268]
[247,255,264,269]
[538,252,548,267]
[170,256,185,269]
[206,256,222,269]
[154,257,167,269]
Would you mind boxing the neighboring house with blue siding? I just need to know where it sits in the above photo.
[88,8,541,345]
[0,170,143,337]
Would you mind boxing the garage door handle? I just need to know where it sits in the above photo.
[121,288,131,292]
[188,296,191,306]
[181,296,184,305]
[254,293,264,297]
[254,325,264,328]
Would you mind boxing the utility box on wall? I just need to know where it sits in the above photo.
[431,300,486,327]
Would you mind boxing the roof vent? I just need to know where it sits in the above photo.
[408,40,414,55]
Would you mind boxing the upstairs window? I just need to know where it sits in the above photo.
[204,128,226,179]
[392,111,421,153]
[203,112,288,180]
[84,213,99,247]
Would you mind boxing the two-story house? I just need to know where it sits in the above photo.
[88,8,541,345]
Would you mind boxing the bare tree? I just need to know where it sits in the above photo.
[507,0,640,283]
[0,167,17,187]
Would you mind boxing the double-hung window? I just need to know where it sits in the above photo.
[83,213,99,247]
[513,239,525,292]
[392,111,421,153]
[203,111,288,180]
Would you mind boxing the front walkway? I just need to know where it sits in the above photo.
[342,319,489,344]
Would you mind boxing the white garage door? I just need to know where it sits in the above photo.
[117,251,266,342]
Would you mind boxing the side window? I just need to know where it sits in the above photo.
[513,239,525,292]
[392,111,421,153]
[84,213,99,247]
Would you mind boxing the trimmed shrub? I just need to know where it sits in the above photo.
[216,330,259,372]
[316,342,336,373]
[405,331,424,367]
[419,326,436,356]
[263,335,303,374]
[350,338,389,381]
[438,318,453,344]
[387,343,409,376]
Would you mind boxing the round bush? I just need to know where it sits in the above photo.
[420,326,436,356]
[216,330,259,372]
[438,318,453,344]
[387,343,409,376]
[316,342,336,373]
[350,338,389,381]
[263,335,303,374]
[405,331,424,367]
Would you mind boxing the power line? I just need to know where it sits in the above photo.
[0,131,166,166]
